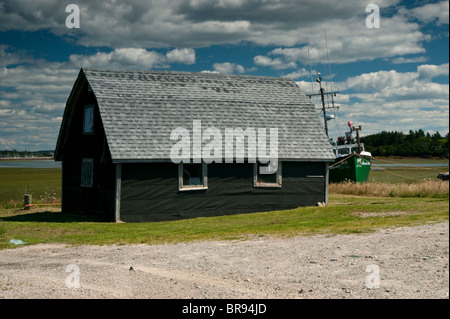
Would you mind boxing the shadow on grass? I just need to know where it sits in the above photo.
[0,211,111,223]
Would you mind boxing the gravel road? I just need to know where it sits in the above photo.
[0,222,448,299]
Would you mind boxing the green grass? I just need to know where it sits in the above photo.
[370,157,448,184]
[0,195,447,249]
[0,168,61,208]
[369,167,446,184]
[373,157,449,164]
[0,161,448,250]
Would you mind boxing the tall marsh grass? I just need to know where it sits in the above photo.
[329,180,449,198]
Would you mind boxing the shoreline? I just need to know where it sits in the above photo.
[374,156,448,161]
[0,157,54,161]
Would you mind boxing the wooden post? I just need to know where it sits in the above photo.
[114,163,121,222]
[325,162,329,205]
[24,194,32,210]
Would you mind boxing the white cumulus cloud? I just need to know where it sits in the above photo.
[166,48,196,65]
[212,62,245,74]
[401,0,449,25]
[69,47,196,69]
[253,55,297,70]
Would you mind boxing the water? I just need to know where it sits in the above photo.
[373,163,449,167]
[0,160,61,168]
[371,162,448,171]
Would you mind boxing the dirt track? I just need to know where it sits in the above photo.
[0,222,448,299]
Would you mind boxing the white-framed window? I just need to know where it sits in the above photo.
[178,162,208,191]
[81,158,94,187]
[83,104,94,134]
[254,161,282,188]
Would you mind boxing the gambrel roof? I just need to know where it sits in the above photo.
[55,68,335,162]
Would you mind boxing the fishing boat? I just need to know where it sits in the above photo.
[308,73,372,183]
[329,121,372,183]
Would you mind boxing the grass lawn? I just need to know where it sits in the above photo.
[0,168,61,208]
[370,157,448,184]
[369,167,447,184]
[0,194,448,249]
[0,160,448,249]
[373,157,449,164]
[369,167,444,183]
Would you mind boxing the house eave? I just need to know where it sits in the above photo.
[111,157,336,164]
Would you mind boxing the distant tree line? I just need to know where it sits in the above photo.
[360,130,449,157]
[0,149,54,158]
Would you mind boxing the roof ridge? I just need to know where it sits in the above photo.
[82,67,293,82]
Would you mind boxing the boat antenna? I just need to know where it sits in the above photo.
[306,28,339,140]
[324,28,338,119]
[324,29,334,96]
[306,27,315,95]
[308,47,314,94]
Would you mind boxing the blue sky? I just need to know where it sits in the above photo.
[0,0,448,151]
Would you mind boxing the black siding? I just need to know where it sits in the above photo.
[61,83,115,220]
[120,161,327,222]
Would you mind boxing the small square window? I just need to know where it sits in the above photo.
[179,163,207,191]
[81,158,94,187]
[254,161,282,187]
[83,104,94,134]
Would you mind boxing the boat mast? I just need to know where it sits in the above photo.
[308,73,339,139]
[317,74,328,137]
[348,122,362,154]
[355,127,362,153]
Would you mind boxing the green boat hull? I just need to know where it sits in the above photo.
[329,154,372,183]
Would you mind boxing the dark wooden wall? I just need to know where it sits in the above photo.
[61,83,115,220]
[119,161,327,222]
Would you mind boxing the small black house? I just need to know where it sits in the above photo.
[55,68,335,222]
